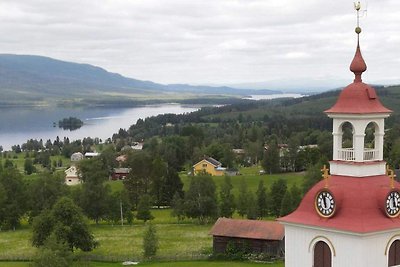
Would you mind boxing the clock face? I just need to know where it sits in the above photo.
[386,190,400,218]
[315,190,336,218]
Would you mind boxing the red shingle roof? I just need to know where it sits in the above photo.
[325,40,391,115]
[210,218,284,240]
[324,82,391,114]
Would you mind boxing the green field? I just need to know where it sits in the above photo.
[105,166,304,198]
[0,162,301,266]
[0,223,211,261]
[181,166,304,195]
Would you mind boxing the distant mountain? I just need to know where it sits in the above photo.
[0,54,280,105]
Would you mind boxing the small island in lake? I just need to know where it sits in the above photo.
[57,117,84,131]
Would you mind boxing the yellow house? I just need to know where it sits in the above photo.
[193,157,226,176]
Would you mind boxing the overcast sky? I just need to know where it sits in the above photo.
[0,0,399,90]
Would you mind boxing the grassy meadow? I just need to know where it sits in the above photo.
[1,153,302,266]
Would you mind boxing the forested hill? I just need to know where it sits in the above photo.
[120,84,400,143]
[0,54,280,105]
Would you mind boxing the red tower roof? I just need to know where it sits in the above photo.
[278,175,400,233]
[325,40,391,114]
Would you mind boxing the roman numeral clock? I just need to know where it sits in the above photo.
[315,190,336,218]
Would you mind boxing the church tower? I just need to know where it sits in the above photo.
[279,4,400,267]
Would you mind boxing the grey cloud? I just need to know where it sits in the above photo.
[0,0,398,87]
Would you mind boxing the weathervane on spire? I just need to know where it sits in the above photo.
[354,2,368,35]
[354,1,362,35]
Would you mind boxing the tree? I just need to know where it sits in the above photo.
[280,190,293,216]
[4,159,13,169]
[27,172,67,221]
[143,223,158,258]
[237,178,248,218]
[124,151,153,208]
[0,168,27,230]
[162,167,184,205]
[219,176,235,218]
[150,157,167,207]
[256,180,268,218]
[262,141,280,174]
[24,158,36,175]
[136,194,154,223]
[77,158,111,224]
[303,164,323,194]
[32,197,97,252]
[246,192,257,220]
[171,192,185,221]
[290,184,302,211]
[184,175,218,223]
[32,235,73,267]
[106,189,133,225]
[270,179,287,217]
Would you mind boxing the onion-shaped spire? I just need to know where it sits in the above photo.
[350,39,367,83]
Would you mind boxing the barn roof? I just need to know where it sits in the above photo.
[210,218,284,241]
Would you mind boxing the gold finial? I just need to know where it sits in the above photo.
[321,165,330,188]
[354,1,361,11]
[354,1,362,35]
[387,164,396,189]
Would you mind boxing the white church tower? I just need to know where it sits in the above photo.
[279,3,400,267]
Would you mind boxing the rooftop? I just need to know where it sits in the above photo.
[210,217,284,240]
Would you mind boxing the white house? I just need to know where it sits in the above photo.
[70,152,84,162]
[65,165,81,186]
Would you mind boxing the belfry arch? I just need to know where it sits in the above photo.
[332,118,385,163]
[364,121,379,160]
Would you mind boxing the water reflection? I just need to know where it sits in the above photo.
[0,104,199,150]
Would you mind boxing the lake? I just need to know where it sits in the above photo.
[243,93,304,100]
[0,104,199,150]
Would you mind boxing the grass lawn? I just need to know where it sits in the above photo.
[0,222,212,261]
[181,166,304,196]
[0,261,284,267]
[86,223,211,260]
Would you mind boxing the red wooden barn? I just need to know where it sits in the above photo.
[209,218,284,256]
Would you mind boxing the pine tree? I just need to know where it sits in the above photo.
[290,184,302,211]
[256,180,268,218]
[246,192,257,220]
[262,141,280,174]
[143,223,158,258]
[237,178,248,218]
[303,164,323,194]
[219,176,235,218]
[136,194,154,223]
[280,190,293,216]
[24,158,35,175]
[270,179,287,217]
